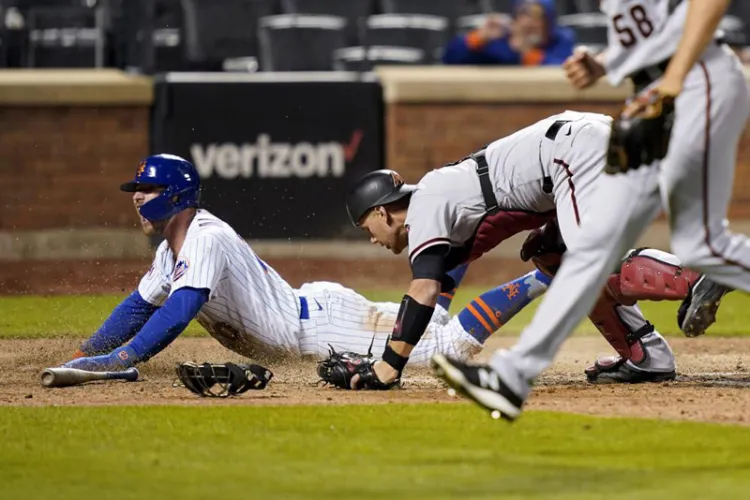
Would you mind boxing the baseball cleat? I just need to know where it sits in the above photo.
[677,275,732,337]
[585,356,676,384]
[431,354,523,421]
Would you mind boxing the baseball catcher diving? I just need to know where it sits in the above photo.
[338,111,724,392]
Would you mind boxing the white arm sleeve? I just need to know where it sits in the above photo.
[170,233,226,295]
[137,242,171,306]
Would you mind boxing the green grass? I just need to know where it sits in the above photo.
[2,288,749,338]
[2,404,749,499]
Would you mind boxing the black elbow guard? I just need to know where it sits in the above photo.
[392,294,435,347]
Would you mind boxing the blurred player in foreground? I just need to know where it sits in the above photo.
[62,154,553,373]
[434,0,750,420]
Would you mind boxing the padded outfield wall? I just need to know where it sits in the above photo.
[2,67,750,293]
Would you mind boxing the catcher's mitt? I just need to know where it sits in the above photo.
[175,362,273,397]
[317,343,401,390]
[606,90,675,175]
[520,220,566,277]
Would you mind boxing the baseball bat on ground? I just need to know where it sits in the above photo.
[40,367,139,388]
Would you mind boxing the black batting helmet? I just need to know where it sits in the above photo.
[345,169,416,226]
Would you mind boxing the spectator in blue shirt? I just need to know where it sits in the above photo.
[443,0,576,66]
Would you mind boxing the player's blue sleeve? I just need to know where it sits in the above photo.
[78,290,158,356]
[64,288,209,371]
[542,28,576,65]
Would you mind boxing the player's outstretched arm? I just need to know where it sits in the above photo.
[362,244,449,387]
[72,290,159,359]
[388,278,441,356]
[659,0,731,96]
[63,288,209,371]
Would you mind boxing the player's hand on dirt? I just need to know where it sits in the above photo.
[563,48,606,90]
[348,361,400,390]
[317,346,401,390]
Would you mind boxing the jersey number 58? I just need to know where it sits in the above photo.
[613,5,654,48]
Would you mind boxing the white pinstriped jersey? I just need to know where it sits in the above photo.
[136,210,480,363]
[138,209,302,354]
[296,281,481,364]
[600,0,689,85]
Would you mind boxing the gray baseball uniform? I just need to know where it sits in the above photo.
[406,110,676,374]
[488,0,750,399]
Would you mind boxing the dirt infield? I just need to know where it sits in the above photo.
[3,336,750,425]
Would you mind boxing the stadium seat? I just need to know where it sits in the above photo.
[718,15,746,48]
[114,0,186,72]
[280,0,373,45]
[482,0,600,16]
[332,45,426,71]
[364,14,449,63]
[379,0,480,18]
[557,12,607,48]
[726,0,750,42]
[0,29,5,68]
[456,14,485,34]
[181,0,276,70]
[554,0,580,16]
[480,0,514,15]
[259,14,348,71]
[455,13,512,34]
[25,5,100,67]
[562,0,601,14]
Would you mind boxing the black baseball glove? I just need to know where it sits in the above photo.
[317,343,401,390]
[606,90,676,174]
[520,220,566,276]
[175,362,273,397]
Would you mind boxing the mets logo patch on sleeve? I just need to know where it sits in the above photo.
[173,258,190,282]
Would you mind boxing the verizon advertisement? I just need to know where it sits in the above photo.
[151,77,383,238]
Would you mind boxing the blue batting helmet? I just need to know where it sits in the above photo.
[120,154,201,221]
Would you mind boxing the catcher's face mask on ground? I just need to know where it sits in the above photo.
[174,362,273,397]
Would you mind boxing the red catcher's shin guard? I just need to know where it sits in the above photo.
[588,290,653,363]
[607,249,701,306]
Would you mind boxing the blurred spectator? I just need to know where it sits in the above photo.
[442,0,575,66]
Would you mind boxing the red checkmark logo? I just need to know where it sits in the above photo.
[343,129,364,162]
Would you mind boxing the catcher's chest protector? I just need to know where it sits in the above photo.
[468,210,556,263]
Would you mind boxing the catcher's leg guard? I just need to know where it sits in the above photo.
[587,289,650,364]
[526,246,676,383]
[606,248,701,306]
[585,290,676,384]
